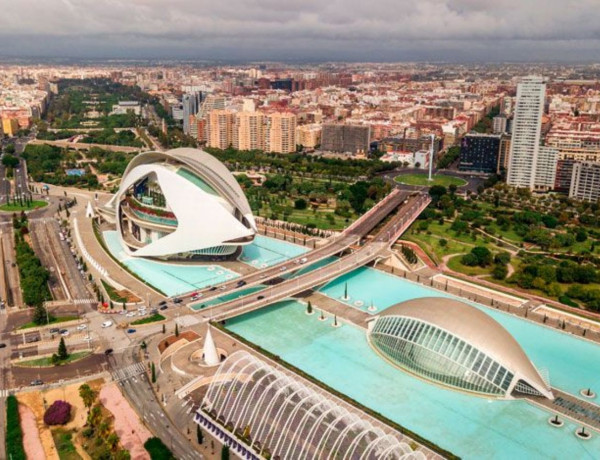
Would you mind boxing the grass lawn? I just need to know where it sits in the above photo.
[131,313,165,325]
[18,315,79,330]
[257,205,356,230]
[52,429,82,460]
[0,200,48,212]
[101,279,128,303]
[446,254,493,276]
[394,173,467,187]
[15,350,91,368]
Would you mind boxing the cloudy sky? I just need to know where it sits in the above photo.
[2,0,600,61]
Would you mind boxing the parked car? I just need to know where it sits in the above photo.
[104,348,113,355]
[30,379,43,386]
[49,328,60,334]
[158,300,167,307]
[173,298,183,304]
[102,321,113,328]
[257,295,265,300]
[159,305,168,311]
[126,328,136,334]
[209,286,218,291]
[236,280,247,287]
[126,312,137,318]
[0,343,6,348]
[280,266,287,272]
[60,330,69,337]
[76,324,87,331]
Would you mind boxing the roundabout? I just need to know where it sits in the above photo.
[394,173,467,188]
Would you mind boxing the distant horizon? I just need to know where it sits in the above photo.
[1,53,600,66]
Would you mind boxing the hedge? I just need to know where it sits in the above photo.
[6,395,26,460]
[144,437,175,460]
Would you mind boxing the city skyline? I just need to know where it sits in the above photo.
[3,1,600,61]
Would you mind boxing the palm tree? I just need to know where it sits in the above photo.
[98,421,110,440]
[106,433,120,451]
[79,384,97,414]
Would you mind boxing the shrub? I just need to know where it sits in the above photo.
[492,264,508,280]
[44,400,72,425]
[6,395,26,460]
[144,437,175,460]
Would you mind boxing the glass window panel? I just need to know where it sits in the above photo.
[494,367,506,386]
[487,362,500,381]
[479,357,492,377]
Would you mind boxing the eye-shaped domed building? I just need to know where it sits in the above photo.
[368,297,553,399]
[104,148,256,260]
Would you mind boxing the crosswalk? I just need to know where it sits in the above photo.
[74,298,97,305]
[0,388,11,397]
[112,361,147,381]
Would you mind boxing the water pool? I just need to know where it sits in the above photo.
[319,266,447,313]
[103,231,239,296]
[239,235,309,268]
[227,300,600,459]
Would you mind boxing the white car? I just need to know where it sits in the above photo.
[126,312,137,318]
[60,330,69,337]
[280,266,287,272]
[76,324,87,331]
[101,321,113,328]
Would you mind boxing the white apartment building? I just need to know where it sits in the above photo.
[569,162,600,202]
[507,76,547,190]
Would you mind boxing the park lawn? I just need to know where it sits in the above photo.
[131,313,165,325]
[257,204,356,230]
[486,222,524,244]
[15,350,92,368]
[18,315,79,330]
[394,173,466,187]
[0,200,48,212]
[52,429,82,460]
[405,231,472,264]
[446,254,493,276]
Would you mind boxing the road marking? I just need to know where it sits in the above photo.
[112,361,147,382]
[73,298,97,305]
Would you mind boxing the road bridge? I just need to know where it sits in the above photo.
[196,193,430,321]
[180,188,412,305]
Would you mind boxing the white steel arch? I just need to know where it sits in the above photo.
[201,351,420,460]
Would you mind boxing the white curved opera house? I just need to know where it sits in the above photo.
[106,148,257,260]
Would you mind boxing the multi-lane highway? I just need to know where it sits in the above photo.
[200,193,431,321]
[29,218,90,302]
[0,165,10,204]
[183,189,410,307]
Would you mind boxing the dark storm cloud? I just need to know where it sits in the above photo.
[2,0,600,60]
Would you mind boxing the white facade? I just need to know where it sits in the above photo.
[507,76,546,190]
[569,162,600,202]
[534,146,558,190]
[112,148,256,259]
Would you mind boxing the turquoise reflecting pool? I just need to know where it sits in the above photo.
[226,292,600,459]
[319,266,446,313]
[103,231,239,296]
[239,235,308,268]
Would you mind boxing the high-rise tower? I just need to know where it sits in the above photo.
[507,76,546,190]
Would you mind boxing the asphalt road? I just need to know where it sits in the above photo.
[205,194,429,321]
[109,338,203,460]
[184,189,409,307]
[0,165,10,204]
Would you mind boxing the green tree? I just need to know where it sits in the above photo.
[196,425,204,445]
[294,198,307,210]
[32,305,49,325]
[79,384,97,413]
[306,301,312,314]
[175,323,179,337]
[492,264,508,280]
[221,444,230,460]
[106,433,120,451]
[2,154,19,168]
[151,362,156,383]
[57,337,68,360]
